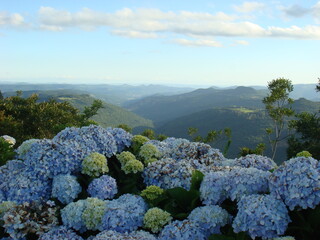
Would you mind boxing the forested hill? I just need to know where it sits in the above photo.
[124,86,268,124]
[3,90,154,129]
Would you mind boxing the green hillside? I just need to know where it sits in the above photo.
[125,86,268,124]
[4,90,154,129]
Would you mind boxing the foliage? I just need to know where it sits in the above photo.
[263,78,294,160]
[287,112,320,159]
[0,92,102,145]
[239,143,265,157]
[0,138,15,166]
[188,127,232,155]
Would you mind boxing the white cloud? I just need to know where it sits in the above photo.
[0,12,24,26]
[172,38,223,47]
[233,2,266,13]
[234,40,250,45]
[268,25,320,39]
[112,30,159,39]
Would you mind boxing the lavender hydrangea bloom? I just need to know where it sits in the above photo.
[53,125,117,158]
[232,194,291,239]
[188,206,231,236]
[235,154,277,171]
[158,219,207,240]
[87,175,117,200]
[61,199,88,232]
[39,226,84,240]
[269,157,320,210]
[51,174,82,204]
[106,127,133,152]
[101,194,147,233]
[92,230,156,240]
[143,158,195,190]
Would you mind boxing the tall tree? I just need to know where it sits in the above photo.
[263,78,294,160]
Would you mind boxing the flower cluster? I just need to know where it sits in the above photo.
[200,167,270,204]
[106,127,133,152]
[232,194,291,239]
[92,230,156,240]
[235,154,277,171]
[87,175,117,200]
[188,206,231,236]
[1,135,16,146]
[81,152,109,177]
[101,194,147,233]
[51,174,82,204]
[61,199,88,232]
[39,226,84,240]
[82,198,107,230]
[116,151,144,174]
[158,219,207,240]
[143,158,195,190]
[140,185,164,201]
[139,144,161,164]
[15,139,39,157]
[143,207,172,233]
[3,201,58,239]
[131,135,149,153]
[269,157,320,210]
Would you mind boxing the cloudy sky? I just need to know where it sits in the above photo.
[1,0,319,86]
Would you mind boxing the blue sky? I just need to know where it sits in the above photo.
[0,0,319,86]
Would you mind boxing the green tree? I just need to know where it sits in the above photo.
[262,78,294,160]
[0,92,102,145]
[239,143,266,157]
[316,78,320,92]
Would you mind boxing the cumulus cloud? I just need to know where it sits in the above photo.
[267,25,320,39]
[234,40,250,45]
[172,38,222,47]
[111,30,159,39]
[0,12,24,26]
[233,2,266,13]
[281,2,320,22]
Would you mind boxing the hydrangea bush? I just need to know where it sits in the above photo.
[0,126,319,239]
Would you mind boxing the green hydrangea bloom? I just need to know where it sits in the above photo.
[82,198,107,230]
[144,158,158,166]
[139,144,161,164]
[143,207,172,233]
[121,159,144,174]
[0,201,16,225]
[81,152,109,177]
[132,135,149,153]
[16,139,38,157]
[296,151,312,158]
[116,151,137,166]
[141,185,164,201]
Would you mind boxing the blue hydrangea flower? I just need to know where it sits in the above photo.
[38,226,84,240]
[87,175,118,200]
[15,139,40,158]
[158,219,207,240]
[106,127,133,152]
[51,174,82,204]
[235,154,277,171]
[61,199,88,232]
[53,125,117,158]
[232,194,291,239]
[188,205,231,236]
[143,158,196,190]
[269,157,320,210]
[92,230,156,240]
[101,194,147,233]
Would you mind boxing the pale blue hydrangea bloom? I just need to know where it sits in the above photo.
[235,154,277,171]
[232,194,291,239]
[15,139,39,158]
[51,174,82,204]
[38,226,84,240]
[53,125,117,158]
[61,199,88,232]
[106,127,133,152]
[269,157,320,210]
[92,230,156,240]
[101,194,147,233]
[188,205,231,236]
[87,175,117,200]
[200,167,270,204]
[158,219,207,240]
[143,158,196,190]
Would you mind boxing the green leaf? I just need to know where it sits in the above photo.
[190,170,204,191]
